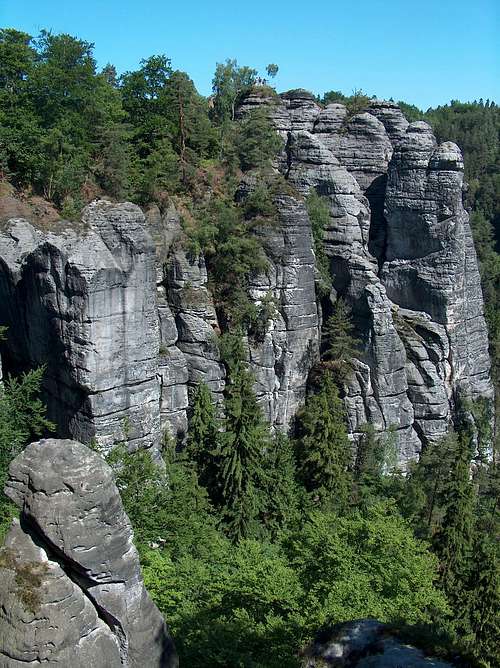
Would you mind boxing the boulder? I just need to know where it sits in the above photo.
[0,438,178,667]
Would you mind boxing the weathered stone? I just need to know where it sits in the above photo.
[1,438,178,667]
[383,127,493,441]
[247,193,320,426]
[314,108,393,192]
[235,90,492,460]
[0,202,161,455]
[302,619,455,667]
[367,99,410,145]
[165,239,225,400]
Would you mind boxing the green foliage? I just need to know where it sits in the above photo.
[284,506,450,630]
[323,298,360,383]
[321,88,372,116]
[0,366,54,542]
[295,372,352,511]
[106,442,219,559]
[432,432,475,610]
[218,337,270,542]
[306,189,331,295]
[212,59,257,124]
[401,433,459,538]
[233,108,283,171]
[186,382,221,502]
[463,535,500,667]
[352,423,401,509]
[259,432,303,537]
[142,538,302,667]
[266,64,279,79]
[189,197,268,329]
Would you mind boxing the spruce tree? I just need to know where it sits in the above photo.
[186,381,221,503]
[464,535,500,666]
[433,431,475,609]
[259,432,302,537]
[352,423,385,508]
[218,336,269,542]
[323,298,360,384]
[296,371,352,511]
[401,433,458,538]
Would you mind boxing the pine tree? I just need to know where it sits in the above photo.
[433,431,475,609]
[296,372,352,511]
[464,535,500,666]
[259,432,302,537]
[323,298,360,384]
[402,433,458,537]
[186,381,221,503]
[218,336,269,542]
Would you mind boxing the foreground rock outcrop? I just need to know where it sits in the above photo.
[0,438,178,668]
[302,619,454,667]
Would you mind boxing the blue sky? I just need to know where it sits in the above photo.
[2,0,499,108]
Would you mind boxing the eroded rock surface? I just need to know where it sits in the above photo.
[0,90,493,462]
[236,89,492,460]
[0,201,161,454]
[302,619,454,667]
[246,191,320,425]
[0,438,178,668]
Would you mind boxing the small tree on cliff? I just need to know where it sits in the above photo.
[0,364,54,540]
[323,298,360,384]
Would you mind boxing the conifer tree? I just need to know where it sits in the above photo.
[464,535,500,666]
[402,433,458,537]
[218,335,269,542]
[433,431,475,609]
[296,371,352,511]
[186,381,221,502]
[259,432,302,537]
[323,298,360,384]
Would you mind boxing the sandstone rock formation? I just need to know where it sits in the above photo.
[0,91,493,463]
[0,438,178,667]
[236,89,492,460]
[247,192,319,425]
[0,202,161,455]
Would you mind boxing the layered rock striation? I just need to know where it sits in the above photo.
[237,89,492,459]
[0,202,161,454]
[0,438,178,667]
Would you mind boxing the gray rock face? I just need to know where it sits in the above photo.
[367,99,410,145]
[147,203,225,438]
[236,91,492,460]
[0,202,161,455]
[0,92,493,464]
[0,438,177,667]
[302,619,455,667]
[314,108,393,192]
[247,193,320,426]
